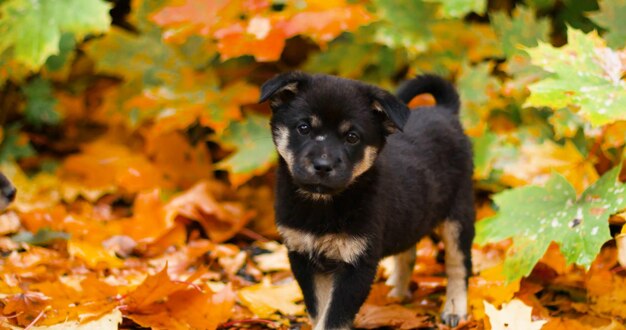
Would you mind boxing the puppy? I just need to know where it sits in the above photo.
[0,172,16,211]
[260,72,474,329]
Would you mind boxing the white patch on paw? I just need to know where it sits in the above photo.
[441,221,468,318]
[385,245,416,301]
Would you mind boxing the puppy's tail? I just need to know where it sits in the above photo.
[396,74,460,116]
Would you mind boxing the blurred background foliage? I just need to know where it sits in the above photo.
[1,0,626,317]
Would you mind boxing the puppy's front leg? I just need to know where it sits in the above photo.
[314,260,377,330]
[288,251,322,321]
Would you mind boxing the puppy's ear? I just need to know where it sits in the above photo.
[259,71,310,107]
[370,89,410,134]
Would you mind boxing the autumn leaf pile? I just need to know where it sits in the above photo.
[1,0,626,329]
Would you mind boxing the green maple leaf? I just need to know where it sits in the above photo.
[476,166,626,282]
[12,228,70,246]
[305,28,404,83]
[548,107,584,140]
[0,0,111,69]
[216,113,277,180]
[471,132,497,180]
[490,6,550,58]
[0,124,35,163]
[44,32,76,72]
[525,28,626,126]
[556,0,600,34]
[85,28,187,86]
[22,77,60,127]
[589,0,626,49]
[457,62,501,130]
[424,0,487,18]
[372,0,437,54]
[526,0,556,10]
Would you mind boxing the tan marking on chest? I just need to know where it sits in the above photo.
[278,226,368,264]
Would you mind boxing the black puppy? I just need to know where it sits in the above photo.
[260,72,474,329]
[0,172,16,211]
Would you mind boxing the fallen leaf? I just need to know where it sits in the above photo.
[124,265,203,311]
[484,299,547,330]
[0,211,20,235]
[237,278,304,317]
[354,304,430,329]
[2,308,122,329]
[541,317,596,330]
[127,284,235,330]
[253,242,290,272]
[2,292,51,327]
[67,239,124,269]
[165,284,236,330]
[165,181,253,243]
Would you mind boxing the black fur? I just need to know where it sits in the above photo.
[262,72,474,329]
[0,172,16,211]
[396,74,461,114]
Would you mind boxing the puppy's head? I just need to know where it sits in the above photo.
[0,172,16,211]
[260,72,409,198]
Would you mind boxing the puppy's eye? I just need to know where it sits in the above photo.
[346,132,360,144]
[297,123,311,135]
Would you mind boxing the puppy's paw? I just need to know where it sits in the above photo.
[386,284,412,302]
[440,311,465,328]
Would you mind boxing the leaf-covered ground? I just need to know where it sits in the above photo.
[1,0,626,329]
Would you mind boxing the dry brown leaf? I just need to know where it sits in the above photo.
[165,181,253,243]
[128,284,235,330]
[124,265,204,311]
[2,291,51,326]
[354,304,430,329]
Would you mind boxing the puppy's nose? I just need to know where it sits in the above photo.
[3,186,16,202]
[313,157,333,175]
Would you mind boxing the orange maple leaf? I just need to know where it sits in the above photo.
[165,181,254,243]
[2,292,50,327]
[124,264,204,311]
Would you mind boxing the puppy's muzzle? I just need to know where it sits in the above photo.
[312,155,335,177]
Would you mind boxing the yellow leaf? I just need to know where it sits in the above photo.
[469,263,521,320]
[500,140,598,193]
[6,308,123,330]
[67,239,124,269]
[237,278,305,317]
[253,242,290,272]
